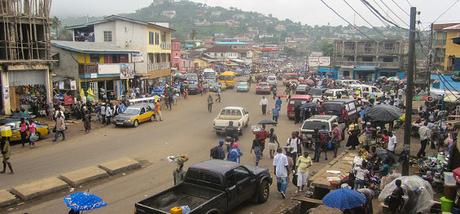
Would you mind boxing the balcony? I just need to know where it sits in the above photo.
[78,64,98,74]
[160,43,171,50]
[335,61,400,68]
[147,62,171,71]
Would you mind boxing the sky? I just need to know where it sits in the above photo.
[51,0,460,28]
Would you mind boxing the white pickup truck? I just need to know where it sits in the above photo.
[213,106,250,136]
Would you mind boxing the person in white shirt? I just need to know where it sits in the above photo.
[259,96,268,115]
[273,148,289,199]
[353,162,369,190]
[417,122,431,158]
[286,132,301,169]
[387,131,397,153]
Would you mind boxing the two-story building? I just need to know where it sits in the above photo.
[332,39,407,81]
[66,15,174,93]
[51,41,140,101]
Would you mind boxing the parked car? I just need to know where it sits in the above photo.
[255,82,271,95]
[287,95,312,120]
[0,118,49,142]
[295,84,309,95]
[321,99,358,124]
[213,106,249,135]
[236,81,250,92]
[300,115,338,139]
[113,103,155,127]
[135,160,272,214]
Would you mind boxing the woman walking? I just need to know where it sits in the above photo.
[19,118,28,147]
[1,137,13,174]
[83,110,91,133]
[295,152,312,193]
[268,128,280,159]
[28,119,37,147]
[346,124,360,150]
[251,139,263,166]
[53,113,66,142]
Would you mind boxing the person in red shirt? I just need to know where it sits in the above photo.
[256,125,269,157]
[331,123,342,158]
[341,107,349,124]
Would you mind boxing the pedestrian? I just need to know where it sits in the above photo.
[154,100,163,121]
[0,137,13,174]
[346,124,360,150]
[19,118,28,147]
[387,179,404,213]
[105,104,113,125]
[168,94,174,110]
[207,94,214,113]
[294,105,301,124]
[53,113,66,142]
[387,131,397,154]
[210,140,225,160]
[227,143,241,163]
[353,162,369,190]
[272,107,280,123]
[275,96,282,109]
[417,121,431,158]
[268,128,280,159]
[117,102,126,114]
[251,138,263,166]
[286,131,301,169]
[216,87,222,103]
[273,148,289,199]
[83,110,91,133]
[295,152,312,193]
[318,125,329,161]
[28,119,37,147]
[331,123,342,158]
[259,96,268,115]
[100,103,106,124]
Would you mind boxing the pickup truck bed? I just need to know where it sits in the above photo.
[136,183,224,213]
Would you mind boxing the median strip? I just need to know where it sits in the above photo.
[60,166,109,187]
[10,177,68,201]
[98,157,141,175]
[0,190,16,207]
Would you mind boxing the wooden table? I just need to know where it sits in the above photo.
[309,151,357,198]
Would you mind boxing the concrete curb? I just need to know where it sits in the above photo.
[60,166,109,187]
[98,157,141,175]
[10,177,68,201]
[0,190,17,207]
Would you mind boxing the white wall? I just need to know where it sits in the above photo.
[94,22,116,43]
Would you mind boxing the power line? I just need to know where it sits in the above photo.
[319,0,374,40]
[390,0,410,16]
[341,0,386,36]
[362,0,390,27]
[361,0,407,29]
[371,0,399,26]
[432,0,460,24]
[378,0,409,26]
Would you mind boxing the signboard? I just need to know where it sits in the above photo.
[120,63,135,79]
[90,73,98,79]
[308,57,320,67]
[70,80,77,90]
[319,57,331,66]
[132,53,144,63]
[98,64,120,75]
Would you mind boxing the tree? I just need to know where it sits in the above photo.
[320,40,333,57]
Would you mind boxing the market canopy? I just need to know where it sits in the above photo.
[366,104,402,122]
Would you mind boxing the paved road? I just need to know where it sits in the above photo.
[5,83,309,213]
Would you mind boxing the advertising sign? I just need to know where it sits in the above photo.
[120,63,135,79]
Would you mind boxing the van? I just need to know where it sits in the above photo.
[349,84,383,98]
[321,99,358,123]
[287,95,312,120]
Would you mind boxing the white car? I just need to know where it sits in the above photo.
[300,115,339,139]
[349,84,383,98]
[324,89,350,100]
[213,106,250,135]
[266,75,277,87]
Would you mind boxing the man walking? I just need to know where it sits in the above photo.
[272,107,280,123]
[210,140,225,160]
[155,100,163,121]
[387,131,397,154]
[207,95,214,113]
[417,122,431,158]
[286,132,301,169]
[331,123,342,158]
[259,96,268,115]
[275,96,282,109]
[53,113,66,142]
[1,137,13,174]
[273,148,289,199]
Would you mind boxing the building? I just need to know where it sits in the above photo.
[0,0,53,115]
[332,39,407,81]
[51,41,140,101]
[66,15,174,93]
[432,23,460,71]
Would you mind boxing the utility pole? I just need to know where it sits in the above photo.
[426,23,433,94]
[402,7,417,176]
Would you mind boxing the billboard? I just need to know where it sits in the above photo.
[308,56,330,67]
[120,63,135,79]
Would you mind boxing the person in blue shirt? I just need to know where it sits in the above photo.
[275,96,282,109]
[227,143,241,163]
[272,107,280,123]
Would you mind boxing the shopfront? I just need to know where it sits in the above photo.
[353,66,377,82]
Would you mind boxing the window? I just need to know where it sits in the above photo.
[155,32,160,45]
[90,55,99,63]
[149,32,155,45]
[148,53,154,64]
[226,167,250,187]
[162,31,167,42]
[382,57,394,62]
[384,42,394,50]
[362,56,373,62]
[103,31,112,42]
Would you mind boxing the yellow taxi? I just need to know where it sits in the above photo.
[219,71,236,88]
[113,103,155,127]
[0,118,49,142]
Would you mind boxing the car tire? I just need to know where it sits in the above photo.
[133,120,139,127]
[257,180,270,203]
[150,116,155,122]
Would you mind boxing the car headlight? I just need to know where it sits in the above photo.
[127,119,132,122]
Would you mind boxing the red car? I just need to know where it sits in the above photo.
[256,82,272,94]
[287,94,313,119]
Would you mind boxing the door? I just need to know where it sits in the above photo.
[233,167,256,203]
[138,107,147,122]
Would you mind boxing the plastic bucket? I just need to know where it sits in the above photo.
[441,196,454,212]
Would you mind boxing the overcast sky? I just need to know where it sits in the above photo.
[51,0,460,28]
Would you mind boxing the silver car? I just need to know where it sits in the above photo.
[236,82,250,92]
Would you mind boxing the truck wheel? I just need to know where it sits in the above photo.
[257,181,270,203]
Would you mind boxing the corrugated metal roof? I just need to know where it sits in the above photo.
[444,24,460,31]
[66,15,174,32]
[51,40,140,54]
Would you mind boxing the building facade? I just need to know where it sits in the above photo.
[432,23,460,71]
[0,0,53,115]
[332,39,407,81]
[67,15,173,93]
[52,41,139,101]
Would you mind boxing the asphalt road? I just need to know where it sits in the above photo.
[5,83,316,214]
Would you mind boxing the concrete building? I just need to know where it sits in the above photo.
[51,41,140,101]
[0,0,53,115]
[66,15,174,93]
[432,23,460,71]
[332,39,407,81]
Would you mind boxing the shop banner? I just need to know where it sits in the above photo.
[319,57,331,66]
[70,80,77,90]
[308,57,320,67]
[132,53,144,63]
[98,64,120,75]
[120,64,135,79]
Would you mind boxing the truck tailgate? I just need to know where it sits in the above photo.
[135,183,224,214]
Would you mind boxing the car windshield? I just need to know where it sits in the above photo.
[302,121,329,131]
[259,83,269,87]
[220,109,242,116]
[123,108,140,115]
[237,82,248,86]
[297,85,307,90]
[322,103,342,113]
[309,88,322,96]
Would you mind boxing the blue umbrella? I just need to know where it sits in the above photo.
[323,188,366,210]
[64,192,107,211]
